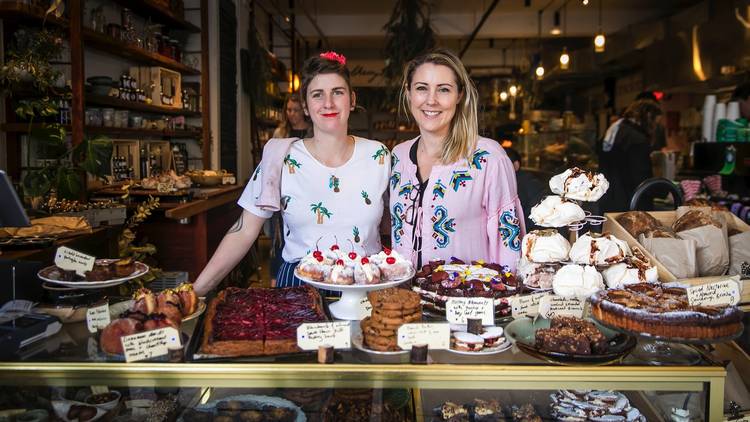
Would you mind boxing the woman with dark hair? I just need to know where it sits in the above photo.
[598,99,663,213]
[193,52,390,295]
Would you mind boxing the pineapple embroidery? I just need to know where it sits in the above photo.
[329,175,340,192]
[353,226,360,243]
[361,191,371,205]
[284,154,300,174]
[310,202,332,224]
[372,145,389,165]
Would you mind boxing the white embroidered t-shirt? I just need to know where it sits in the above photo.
[238,137,391,262]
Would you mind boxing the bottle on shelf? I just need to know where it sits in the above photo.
[139,146,148,178]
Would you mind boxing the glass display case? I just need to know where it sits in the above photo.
[0,318,729,421]
[518,129,598,176]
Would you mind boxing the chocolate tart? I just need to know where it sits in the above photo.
[590,283,743,340]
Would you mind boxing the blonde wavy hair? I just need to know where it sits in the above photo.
[399,49,479,164]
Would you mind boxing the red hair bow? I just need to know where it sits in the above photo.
[319,51,346,65]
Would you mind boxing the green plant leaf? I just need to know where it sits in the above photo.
[54,166,82,199]
[21,169,53,198]
[75,135,113,176]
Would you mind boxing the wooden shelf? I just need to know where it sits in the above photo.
[1,123,201,139]
[0,2,68,28]
[83,28,200,75]
[110,0,200,33]
[86,95,201,117]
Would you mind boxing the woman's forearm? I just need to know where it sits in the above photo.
[193,210,266,296]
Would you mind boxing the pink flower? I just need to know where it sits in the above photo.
[319,51,346,65]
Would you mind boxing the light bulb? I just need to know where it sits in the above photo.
[509,85,518,96]
[500,91,508,101]
[594,33,606,52]
[535,65,545,79]
[559,49,570,70]
[582,0,589,5]
[550,27,561,36]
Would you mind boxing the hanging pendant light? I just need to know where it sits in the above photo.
[594,0,605,53]
[550,10,561,35]
[509,84,518,96]
[535,11,545,79]
[535,65,545,79]
[500,91,509,101]
[559,47,570,70]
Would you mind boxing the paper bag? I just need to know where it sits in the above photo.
[676,224,730,276]
[639,234,698,279]
[728,231,750,277]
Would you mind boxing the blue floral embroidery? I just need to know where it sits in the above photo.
[390,171,401,191]
[432,179,446,200]
[498,209,521,251]
[450,170,473,192]
[398,181,414,198]
[431,206,456,248]
[470,149,489,170]
[392,203,404,244]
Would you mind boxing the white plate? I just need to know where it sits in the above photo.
[109,299,206,321]
[294,267,415,292]
[38,260,149,289]
[52,400,107,422]
[447,338,512,355]
[183,394,305,422]
[351,333,408,356]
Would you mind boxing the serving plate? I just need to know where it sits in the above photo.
[108,299,206,322]
[38,259,149,289]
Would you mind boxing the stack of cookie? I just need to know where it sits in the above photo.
[361,287,421,351]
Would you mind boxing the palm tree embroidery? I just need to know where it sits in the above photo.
[329,175,340,192]
[281,195,291,210]
[353,226,360,243]
[372,145,389,165]
[283,154,300,174]
[361,191,371,205]
[310,202,332,224]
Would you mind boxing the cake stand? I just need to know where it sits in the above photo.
[295,268,415,320]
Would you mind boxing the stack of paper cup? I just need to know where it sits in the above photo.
[726,101,740,121]
[701,95,716,142]
[712,102,727,142]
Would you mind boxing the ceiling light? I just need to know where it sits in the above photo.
[500,91,508,101]
[509,85,518,96]
[559,47,570,70]
[594,33,606,52]
[551,11,561,35]
[535,65,545,79]
[582,0,589,5]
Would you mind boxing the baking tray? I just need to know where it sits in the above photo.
[185,288,333,363]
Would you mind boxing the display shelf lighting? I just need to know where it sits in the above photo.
[559,47,570,70]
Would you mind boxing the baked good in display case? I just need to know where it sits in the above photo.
[601,247,658,288]
[590,283,744,340]
[615,211,661,238]
[549,390,646,421]
[517,258,559,291]
[360,287,422,352]
[199,285,327,357]
[672,209,721,232]
[433,399,503,422]
[521,229,570,263]
[412,259,517,318]
[529,195,586,228]
[510,404,542,422]
[549,167,610,201]
[552,264,604,298]
[535,316,607,355]
[568,232,630,266]
[296,245,409,285]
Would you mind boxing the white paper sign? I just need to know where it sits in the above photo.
[510,292,550,318]
[54,246,95,276]
[538,295,585,319]
[397,323,450,350]
[687,278,742,307]
[359,297,373,318]
[445,297,494,325]
[296,322,351,350]
[86,303,110,333]
[121,327,181,362]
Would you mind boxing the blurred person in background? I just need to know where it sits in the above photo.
[504,147,547,231]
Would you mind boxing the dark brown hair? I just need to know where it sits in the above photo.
[299,54,352,106]
[623,99,662,136]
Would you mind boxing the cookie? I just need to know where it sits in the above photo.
[370,307,420,318]
[365,325,396,337]
[371,310,421,325]
[367,288,420,311]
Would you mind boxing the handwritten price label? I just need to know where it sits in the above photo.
[86,303,110,333]
[397,323,450,350]
[359,297,373,318]
[445,297,494,325]
[296,322,351,350]
[510,292,550,318]
[687,278,741,307]
[538,295,585,319]
[54,246,95,276]
[122,327,181,362]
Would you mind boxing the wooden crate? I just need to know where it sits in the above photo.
[129,66,182,108]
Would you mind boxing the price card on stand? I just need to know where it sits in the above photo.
[445,297,494,325]
[359,297,373,318]
[296,322,351,350]
[54,246,95,276]
[122,327,181,363]
[397,323,450,350]
[538,295,585,319]
[687,277,742,307]
[86,303,110,333]
[510,292,550,318]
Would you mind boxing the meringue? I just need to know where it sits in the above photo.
[552,264,604,298]
[602,262,658,288]
[529,195,586,228]
[518,258,558,290]
[521,229,571,263]
[569,232,631,266]
[549,167,609,201]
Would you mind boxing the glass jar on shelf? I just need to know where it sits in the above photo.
[101,108,115,127]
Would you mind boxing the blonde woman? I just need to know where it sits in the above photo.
[390,49,524,271]
[273,93,312,139]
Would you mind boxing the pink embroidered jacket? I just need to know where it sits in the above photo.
[389,136,525,272]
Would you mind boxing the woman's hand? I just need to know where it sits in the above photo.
[192,209,266,296]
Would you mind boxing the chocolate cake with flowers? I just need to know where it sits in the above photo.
[412,258,517,317]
